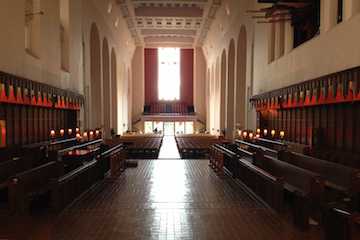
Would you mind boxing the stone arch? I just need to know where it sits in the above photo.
[102,38,110,137]
[236,25,247,130]
[220,49,227,133]
[215,56,220,133]
[127,67,131,130]
[206,68,210,132]
[111,48,118,134]
[226,39,235,139]
[90,23,102,128]
[211,64,216,134]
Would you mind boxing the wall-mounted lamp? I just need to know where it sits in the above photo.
[280,131,285,139]
[263,129,268,136]
[271,130,276,138]
[50,130,55,138]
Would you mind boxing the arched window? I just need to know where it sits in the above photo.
[60,0,70,71]
[25,0,41,57]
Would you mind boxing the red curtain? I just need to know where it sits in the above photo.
[144,48,158,105]
[180,49,193,106]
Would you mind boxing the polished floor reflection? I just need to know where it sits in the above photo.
[0,160,322,240]
[51,160,320,240]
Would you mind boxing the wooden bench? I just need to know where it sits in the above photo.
[51,159,100,212]
[255,152,325,229]
[117,136,163,159]
[209,144,236,176]
[8,161,63,214]
[99,142,127,178]
[57,139,103,172]
[323,204,360,240]
[208,144,284,212]
[235,139,278,158]
[278,150,360,210]
[176,135,220,159]
[254,137,287,152]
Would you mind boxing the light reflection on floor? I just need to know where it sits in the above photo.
[158,136,180,159]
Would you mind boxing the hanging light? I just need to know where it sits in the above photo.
[256,128,261,134]
[60,129,65,137]
[68,129,73,135]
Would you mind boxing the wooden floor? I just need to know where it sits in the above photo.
[1,159,322,240]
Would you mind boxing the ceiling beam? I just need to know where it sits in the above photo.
[135,6,203,17]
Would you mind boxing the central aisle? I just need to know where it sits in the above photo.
[54,160,317,240]
[158,136,180,159]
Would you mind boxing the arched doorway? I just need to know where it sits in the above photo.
[206,68,210,132]
[111,48,118,134]
[90,23,101,128]
[220,50,227,134]
[226,39,235,139]
[102,38,110,137]
[236,26,247,130]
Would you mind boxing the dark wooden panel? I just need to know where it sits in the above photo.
[301,108,306,144]
[21,106,27,145]
[291,109,296,142]
[6,105,14,146]
[33,107,39,143]
[355,103,360,154]
[306,107,313,146]
[327,105,335,148]
[335,104,344,150]
[320,106,328,146]
[13,106,20,145]
[343,103,353,151]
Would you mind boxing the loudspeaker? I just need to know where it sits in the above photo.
[144,105,150,113]
[187,105,195,113]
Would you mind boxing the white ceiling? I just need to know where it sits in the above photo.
[116,0,222,48]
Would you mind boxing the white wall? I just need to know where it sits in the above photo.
[0,0,136,134]
[203,0,360,134]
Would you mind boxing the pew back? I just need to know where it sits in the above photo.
[256,153,324,199]
[279,150,360,194]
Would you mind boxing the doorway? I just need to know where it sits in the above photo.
[163,122,175,136]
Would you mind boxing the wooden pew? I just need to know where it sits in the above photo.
[255,152,325,229]
[235,139,278,158]
[176,135,220,159]
[278,150,360,210]
[323,205,360,240]
[117,135,163,159]
[8,161,63,214]
[51,142,127,212]
[51,160,100,212]
[57,139,103,172]
[208,144,284,212]
[210,144,235,176]
[99,142,127,178]
[254,137,287,152]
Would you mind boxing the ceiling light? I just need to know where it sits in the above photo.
[108,2,113,13]
[225,4,230,16]
[114,18,119,28]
